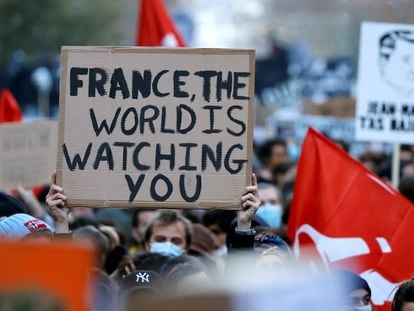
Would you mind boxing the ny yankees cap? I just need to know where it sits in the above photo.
[119,270,166,299]
[0,213,53,239]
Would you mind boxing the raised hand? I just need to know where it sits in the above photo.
[46,171,70,233]
[237,173,260,230]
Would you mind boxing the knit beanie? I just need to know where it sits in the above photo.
[0,213,53,239]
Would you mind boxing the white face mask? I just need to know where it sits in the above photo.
[214,245,228,258]
[256,203,283,228]
[150,242,184,257]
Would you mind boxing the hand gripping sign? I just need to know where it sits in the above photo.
[57,47,255,209]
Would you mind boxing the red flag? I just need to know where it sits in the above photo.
[288,128,414,310]
[0,88,22,123]
[137,0,186,47]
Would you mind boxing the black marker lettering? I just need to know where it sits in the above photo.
[63,143,92,171]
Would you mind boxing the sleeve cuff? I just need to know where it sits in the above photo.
[234,228,256,235]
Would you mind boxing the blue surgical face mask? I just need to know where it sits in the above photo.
[354,306,372,311]
[288,143,300,161]
[150,242,184,257]
[256,203,283,228]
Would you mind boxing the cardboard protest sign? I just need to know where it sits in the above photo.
[0,121,58,190]
[356,22,414,143]
[0,239,93,311]
[58,47,255,209]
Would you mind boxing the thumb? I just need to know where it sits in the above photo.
[251,173,257,187]
[51,170,57,185]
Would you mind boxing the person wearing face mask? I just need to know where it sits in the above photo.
[143,210,192,257]
[255,182,283,229]
[392,277,414,311]
[335,269,373,311]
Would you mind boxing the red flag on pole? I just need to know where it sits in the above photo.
[136,0,186,47]
[288,128,414,310]
[0,88,22,123]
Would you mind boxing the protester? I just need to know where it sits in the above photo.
[119,270,167,310]
[256,137,290,182]
[0,192,27,217]
[16,184,55,228]
[399,175,414,204]
[0,213,53,240]
[256,182,283,229]
[143,210,192,257]
[73,225,110,270]
[392,278,414,311]
[335,270,372,311]
[130,209,158,254]
[202,210,235,256]
[161,255,213,294]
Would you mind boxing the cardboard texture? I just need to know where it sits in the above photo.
[0,121,58,190]
[58,47,255,209]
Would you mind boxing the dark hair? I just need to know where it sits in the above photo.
[144,210,192,247]
[0,192,27,217]
[392,278,414,311]
[37,185,50,204]
[379,30,414,61]
[399,175,414,204]
[161,255,209,289]
[334,269,371,297]
[132,252,170,274]
[73,225,110,256]
[257,138,288,163]
[70,216,100,231]
[272,162,295,177]
[202,210,236,233]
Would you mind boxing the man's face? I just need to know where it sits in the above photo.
[382,39,414,93]
[148,221,187,251]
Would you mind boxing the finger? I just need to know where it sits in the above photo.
[242,201,254,209]
[242,185,258,195]
[251,173,257,187]
[239,204,248,211]
[125,265,131,275]
[50,184,64,194]
[47,195,66,206]
[48,199,64,208]
[50,193,67,201]
[129,260,136,271]
[241,193,255,203]
[51,170,57,185]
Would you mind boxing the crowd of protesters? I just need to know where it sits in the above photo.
[1,135,414,311]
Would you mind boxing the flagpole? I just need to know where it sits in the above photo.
[391,143,400,189]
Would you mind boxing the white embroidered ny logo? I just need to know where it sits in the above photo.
[136,272,150,283]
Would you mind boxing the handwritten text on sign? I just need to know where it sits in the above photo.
[58,47,254,209]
